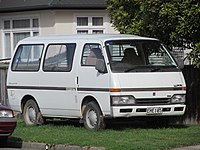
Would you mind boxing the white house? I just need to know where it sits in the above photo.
[0,0,118,59]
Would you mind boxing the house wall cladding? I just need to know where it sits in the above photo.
[0,64,200,124]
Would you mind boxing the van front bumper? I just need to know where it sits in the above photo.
[111,104,186,117]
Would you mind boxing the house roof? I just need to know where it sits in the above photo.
[0,0,107,13]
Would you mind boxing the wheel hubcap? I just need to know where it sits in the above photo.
[27,107,36,123]
[87,109,97,128]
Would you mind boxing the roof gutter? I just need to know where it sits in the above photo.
[0,6,106,13]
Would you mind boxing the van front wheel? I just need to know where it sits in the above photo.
[23,99,44,125]
[83,101,105,130]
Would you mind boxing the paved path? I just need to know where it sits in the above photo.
[5,141,105,150]
[171,145,200,150]
[4,140,200,150]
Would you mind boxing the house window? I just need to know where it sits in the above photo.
[5,33,11,58]
[92,30,103,34]
[76,16,105,34]
[77,30,88,34]
[13,33,30,48]
[2,18,39,59]
[4,20,10,29]
[92,17,103,26]
[13,19,30,28]
[77,17,88,26]
[33,18,39,28]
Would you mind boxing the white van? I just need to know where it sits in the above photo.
[7,34,186,129]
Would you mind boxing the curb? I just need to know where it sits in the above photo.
[8,141,105,150]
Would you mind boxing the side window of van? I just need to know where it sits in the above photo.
[81,44,103,66]
[11,44,43,71]
[43,43,76,72]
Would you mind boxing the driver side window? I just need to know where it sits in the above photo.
[148,48,172,65]
[81,44,104,66]
[144,43,173,66]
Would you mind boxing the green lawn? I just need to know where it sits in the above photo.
[10,120,200,150]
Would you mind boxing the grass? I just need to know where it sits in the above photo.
[10,119,200,150]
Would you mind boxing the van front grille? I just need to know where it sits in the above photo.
[136,98,171,105]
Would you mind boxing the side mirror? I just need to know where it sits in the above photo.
[95,59,107,73]
[177,59,184,69]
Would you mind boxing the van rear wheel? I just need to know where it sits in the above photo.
[23,99,44,125]
[83,101,105,130]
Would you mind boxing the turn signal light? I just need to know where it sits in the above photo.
[110,88,121,92]
[182,86,186,91]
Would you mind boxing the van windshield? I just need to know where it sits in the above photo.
[105,40,179,73]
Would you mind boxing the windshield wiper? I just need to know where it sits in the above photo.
[150,65,178,72]
[124,65,177,73]
[125,66,162,72]
[124,66,151,72]
[124,67,137,72]
[150,67,161,72]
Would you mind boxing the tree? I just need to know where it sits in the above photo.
[107,0,200,67]
[188,43,200,68]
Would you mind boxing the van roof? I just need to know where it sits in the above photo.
[19,34,158,43]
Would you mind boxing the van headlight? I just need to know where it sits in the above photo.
[111,96,136,106]
[171,94,186,104]
[0,110,14,118]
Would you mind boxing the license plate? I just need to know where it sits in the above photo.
[146,107,163,115]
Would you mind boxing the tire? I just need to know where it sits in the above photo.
[0,136,8,147]
[83,101,105,130]
[23,99,44,125]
